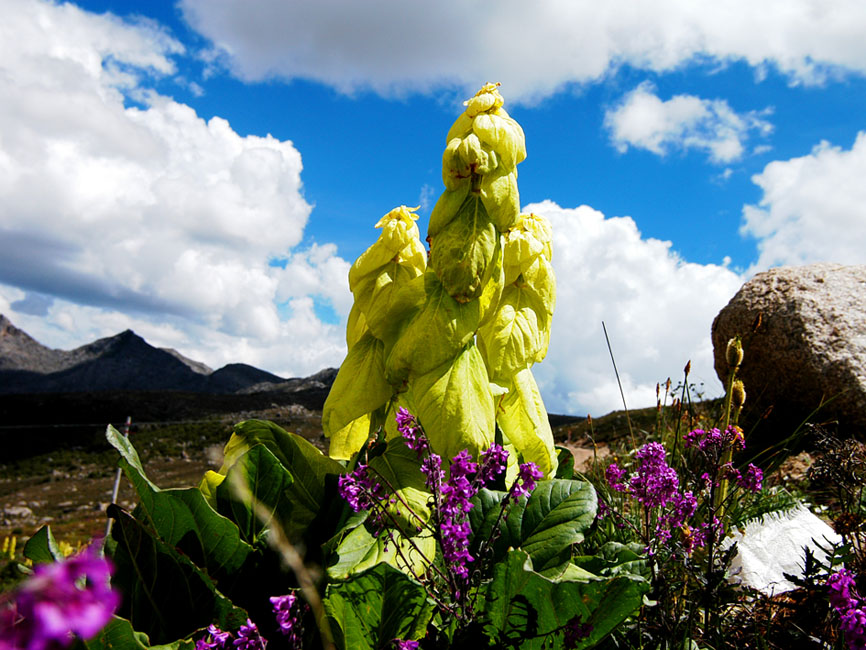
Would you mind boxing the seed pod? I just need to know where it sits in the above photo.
[732,380,746,409]
[725,336,744,369]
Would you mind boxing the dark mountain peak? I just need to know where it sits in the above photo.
[0,316,332,397]
[0,314,66,373]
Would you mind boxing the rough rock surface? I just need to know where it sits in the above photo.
[712,263,866,437]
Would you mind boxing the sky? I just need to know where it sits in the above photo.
[1,0,865,417]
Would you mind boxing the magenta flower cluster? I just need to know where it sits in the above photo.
[337,463,384,513]
[339,408,542,586]
[0,543,120,650]
[270,593,306,649]
[684,426,763,494]
[396,408,524,582]
[606,442,698,551]
[196,592,307,650]
[196,619,266,650]
[828,569,866,650]
[683,425,744,453]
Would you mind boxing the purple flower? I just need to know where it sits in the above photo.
[738,463,763,493]
[196,625,233,650]
[840,606,866,650]
[0,543,120,650]
[233,619,266,650]
[661,490,698,530]
[684,426,745,453]
[511,463,543,500]
[449,450,479,481]
[605,463,627,492]
[420,454,445,491]
[478,444,508,486]
[337,464,383,512]
[629,443,679,509]
[398,409,429,456]
[830,569,860,612]
[439,519,474,579]
[270,593,306,649]
[392,640,420,650]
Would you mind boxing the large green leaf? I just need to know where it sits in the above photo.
[213,444,296,545]
[220,420,346,542]
[324,563,435,650]
[468,479,597,570]
[429,192,498,302]
[368,437,433,528]
[108,506,247,644]
[323,333,393,437]
[480,549,647,649]
[84,616,194,650]
[326,520,436,581]
[411,342,495,461]
[106,425,252,578]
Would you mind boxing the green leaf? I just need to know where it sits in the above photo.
[324,563,435,650]
[326,521,436,581]
[108,506,247,645]
[480,549,647,649]
[469,479,597,571]
[220,420,345,534]
[323,333,393,437]
[573,541,650,581]
[368,437,433,530]
[213,444,296,544]
[106,425,252,578]
[23,525,63,564]
[429,192,498,302]
[554,447,575,480]
[84,616,194,650]
[411,341,495,461]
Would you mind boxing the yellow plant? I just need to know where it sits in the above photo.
[323,83,558,476]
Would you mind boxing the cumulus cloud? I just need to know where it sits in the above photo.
[528,201,744,417]
[179,0,866,101]
[604,82,773,163]
[0,0,352,377]
[742,132,866,271]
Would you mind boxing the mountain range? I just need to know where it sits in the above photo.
[0,314,335,395]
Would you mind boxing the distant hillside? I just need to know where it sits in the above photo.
[0,314,335,395]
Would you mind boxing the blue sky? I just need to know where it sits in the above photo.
[1,0,865,416]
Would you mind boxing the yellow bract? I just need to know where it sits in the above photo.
[323,84,558,477]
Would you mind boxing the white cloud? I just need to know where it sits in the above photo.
[742,132,866,271]
[528,201,744,417]
[179,0,866,101]
[0,0,352,377]
[604,82,773,163]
